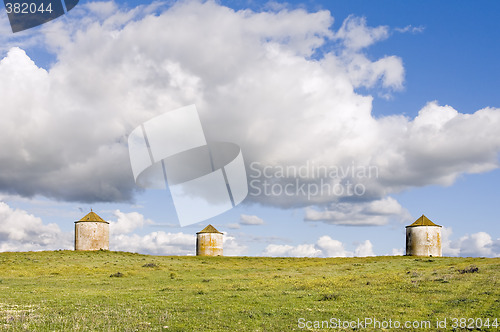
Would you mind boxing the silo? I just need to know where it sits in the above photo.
[406,215,442,257]
[196,224,223,256]
[74,210,109,251]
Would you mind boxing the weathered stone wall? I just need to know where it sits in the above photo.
[196,233,223,256]
[406,226,442,257]
[75,222,109,251]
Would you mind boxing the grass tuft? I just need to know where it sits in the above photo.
[318,293,339,301]
[458,265,479,274]
[109,272,124,277]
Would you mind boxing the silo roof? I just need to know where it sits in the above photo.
[197,224,222,234]
[406,214,441,227]
[76,210,108,223]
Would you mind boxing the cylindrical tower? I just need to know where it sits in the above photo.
[75,210,109,251]
[196,224,223,256]
[406,215,442,257]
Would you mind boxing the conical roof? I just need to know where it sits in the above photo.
[197,224,222,234]
[406,214,441,227]
[76,210,108,223]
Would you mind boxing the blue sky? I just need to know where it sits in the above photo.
[0,0,499,257]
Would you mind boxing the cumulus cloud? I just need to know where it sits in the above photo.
[391,248,404,256]
[354,240,375,257]
[330,16,403,92]
[0,201,72,251]
[442,227,460,256]
[443,227,499,257]
[492,238,500,257]
[0,201,245,255]
[0,1,499,230]
[334,15,389,50]
[343,53,404,91]
[239,214,265,225]
[111,231,195,255]
[262,235,374,257]
[316,235,348,257]
[262,243,322,257]
[109,210,154,234]
[108,211,249,255]
[305,197,411,226]
[225,214,265,229]
[457,232,495,257]
[110,229,247,256]
[222,233,248,256]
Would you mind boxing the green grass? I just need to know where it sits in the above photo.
[0,251,498,331]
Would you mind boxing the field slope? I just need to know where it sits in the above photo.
[0,251,499,331]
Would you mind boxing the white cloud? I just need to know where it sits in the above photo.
[226,214,265,229]
[262,235,375,257]
[457,232,494,257]
[262,243,322,257]
[442,227,460,256]
[339,52,404,91]
[111,231,195,255]
[391,248,404,256]
[334,15,389,50]
[0,199,244,255]
[354,240,375,257]
[222,233,248,256]
[395,25,425,34]
[0,201,72,251]
[316,235,348,257]
[493,238,500,257]
[109,210,154,234]
[239,214,265,225]
[110,227,247,256]
[0,1,499,232]
[305,197,411,226]
[443,227,499,257]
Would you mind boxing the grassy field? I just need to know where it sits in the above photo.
[0,251,498,331]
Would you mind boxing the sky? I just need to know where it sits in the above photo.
[0,0,499,257]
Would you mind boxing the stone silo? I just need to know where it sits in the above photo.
[406,215,442,257]
[74,210,109,251]
[196,224,223,256]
